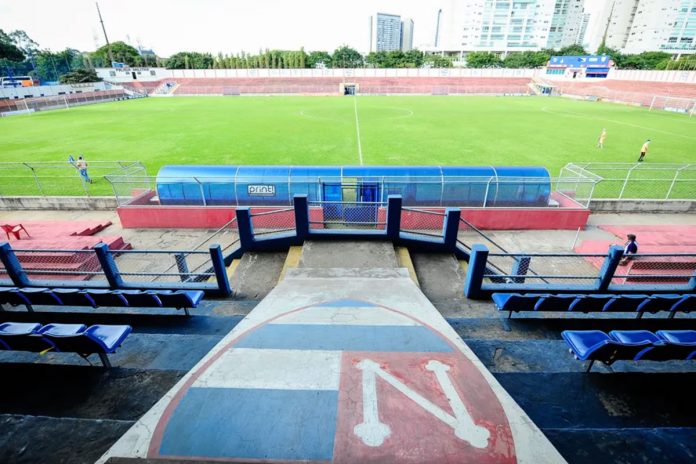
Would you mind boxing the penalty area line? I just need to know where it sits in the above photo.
[353,95,364,165]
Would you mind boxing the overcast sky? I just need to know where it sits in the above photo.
[0,0,445,56]
[1,0,606,57]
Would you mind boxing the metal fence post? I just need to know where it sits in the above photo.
[209,244,232,297]
[175,253,191,282]
[443,208,461,251]
[597,245,624,291]
[293,195,309,240]
[464,244,489,299]
[511,256,531,283]
[386,195,402,240]
[94,243,124,289]
[236,208,254,249]
[0,242,30,287]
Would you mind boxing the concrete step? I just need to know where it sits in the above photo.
[299,240,398,269]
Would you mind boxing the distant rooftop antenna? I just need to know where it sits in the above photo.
[96,2,114,63]
[434,9,442,48]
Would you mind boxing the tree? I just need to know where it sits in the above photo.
[0,29,24,61]
[619,51,671,70]
[424,54,453,68]
[465,52,502,68]
[165,52,214,69]
[92,41,141,67]
[556,44,587,56]
[306,51,332,68]
[595,43,622,61]
[332,46,363,68]
[503,51,550,68]
[59,68,101,84]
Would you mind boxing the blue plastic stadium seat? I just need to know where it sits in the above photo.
[656,330,696,360]
[492,293,540,318]
[0,322,53,352]
[0,287,29,309]
[603,294,649,313]
[636,294,684,317]
[608,330,659,360]
[18,288,62,310]
[669,295,696,318]
[562,330,655,371]
[121,290,162,308]
[85,289,129,307]
[51,288,96,307]
[150,290,204,315]
[534,294,581,312]
[568,294,615,313]
[40,324,132,367]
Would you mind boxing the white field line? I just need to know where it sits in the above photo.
[353,96,364,165]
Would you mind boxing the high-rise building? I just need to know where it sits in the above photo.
[370,13,402,52]
[434,0,587,56]
[662,0,696,54]
[547,0,586,50]
[599,0,695,55]
[401,19,415,51]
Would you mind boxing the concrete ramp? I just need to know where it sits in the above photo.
[100,267,564,463]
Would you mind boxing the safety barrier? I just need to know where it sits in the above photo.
[464,244,696,299]
[0,242,231,297]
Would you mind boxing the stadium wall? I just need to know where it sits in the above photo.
[0,82,110,99]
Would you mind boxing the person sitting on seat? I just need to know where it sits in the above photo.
[619,234,638,266]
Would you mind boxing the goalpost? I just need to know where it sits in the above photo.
[649,95,696,117]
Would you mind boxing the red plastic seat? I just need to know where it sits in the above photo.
[1,224,30,240]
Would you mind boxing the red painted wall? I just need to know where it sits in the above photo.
[117,205,325,229]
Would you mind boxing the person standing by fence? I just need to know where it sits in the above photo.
[75,155,92,184]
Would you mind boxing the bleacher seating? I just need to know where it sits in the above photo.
[169,77,532,96]
[0,287,204,315]
[554,80,696,107]
[0,322,131,367]
[492,292,696,319]
[562,329,696,372]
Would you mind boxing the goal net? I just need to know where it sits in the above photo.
[649,95,696,116]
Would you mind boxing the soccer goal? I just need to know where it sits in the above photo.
[649,95,696,116]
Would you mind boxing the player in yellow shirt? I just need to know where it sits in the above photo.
[638,139,650,162]
[597,128,607,148]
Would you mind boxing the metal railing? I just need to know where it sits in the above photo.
[465,244,696,299]
[0,242,230,296]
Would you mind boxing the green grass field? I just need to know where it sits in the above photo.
[0,95,695,196]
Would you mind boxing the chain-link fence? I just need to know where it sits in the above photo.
[0,161,146,197]
[562,163,696,200]
[309,201,386,229]
[401,208,446,237]
[554,85,696,113]
[0,90,130,116]
[250,208,296,235]
[612,254,696,286]
[113,249,215,283]
[484,252,605,286]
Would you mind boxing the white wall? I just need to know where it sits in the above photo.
[607,69,696,83]
[0,82,109,99]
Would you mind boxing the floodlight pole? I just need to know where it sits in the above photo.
[96,2,114,64]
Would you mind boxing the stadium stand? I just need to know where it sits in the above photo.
[553,79,696,106]
[0,288,204,315]
[0,322,132,367]
[169,77,531,96]
[562,329,696,372]
[492,292,695,319]
[0,220,131,281]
